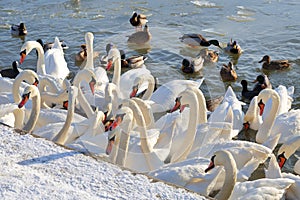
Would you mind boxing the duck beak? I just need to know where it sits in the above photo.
[258,58,263,63]
[18,93,30,108]
[20,50,26,64]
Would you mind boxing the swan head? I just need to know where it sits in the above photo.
[277,152,287,169]
[257,89,279,116]
[277,135,300,169]
[205,150,236,173]
[20,41,43,64]
[18,85,38,108]
[105,111,127,155]
[170,96,182,113]
[106,48,120,71]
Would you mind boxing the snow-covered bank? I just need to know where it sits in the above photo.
[0,124,208,199]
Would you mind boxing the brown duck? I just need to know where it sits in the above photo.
[259,55,290,70]
[220,61,237,82]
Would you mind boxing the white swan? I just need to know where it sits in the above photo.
[205,150,294,200]
[256,88,300,144]
[106,99,168,173]
[208,86,245,138]
[129,73,205,114]
[20,39,69,81]
[265,154,300,200]
[106,47,151,99]
[83,32,109,88]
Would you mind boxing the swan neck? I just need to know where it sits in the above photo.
[54,93,76,145]
[85,35,94,69]
[112,56,121,87]
[23,95,40,133]
[196,89,207,124]
[215,155,237,200]
[172,91,199,162]
[256,93,280,144]
[34,43,46,75]
[142,76,155,100]
[115,129,130,167]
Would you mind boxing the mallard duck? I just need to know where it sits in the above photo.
[253,74,272,90]
[224,39,243,54]
[259,55,290,70]
[119,50,147,69]
[220,61,237,82]
[181,54,204,73]
[0,61,20,79]
[10,23,27,36]
[129,12,148,30]
[36,39,69,52]
[75,44,87,62]
[199,48,219,63]
[179,34,221,48]
[127,24,152,44]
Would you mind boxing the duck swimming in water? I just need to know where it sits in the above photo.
[10,23,27,36]
[220,61,237,82]
[129,12,148,30]
[224,39,243,54]
[179,34,221,48]
[259,55,290,70]
[0,61,20,79]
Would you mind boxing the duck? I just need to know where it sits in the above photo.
[199,48,219,64]
[127,24,152,44]
[240,80,259,101]
[75,44,87,63]
[220,62,237,82]
[224,39,243,54]
[181,54,204,74]
[0,61,21,79]
[259,55,290,70]
[253,74,272,90]
[129,11,148,30]
[179,34,221,48]
[119,50,147,69]
[10,23,27,36]
[36,38,69,53]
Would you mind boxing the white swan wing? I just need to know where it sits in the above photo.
[150,79,204,113]
[229,178,294,200]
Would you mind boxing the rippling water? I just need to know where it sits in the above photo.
[1,0,300,177]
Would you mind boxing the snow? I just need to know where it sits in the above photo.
[0,124,208,199]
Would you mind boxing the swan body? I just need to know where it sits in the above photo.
[181,54,204,73]
[0,61,21,79]
[127,24,152,44]
[11,23,27,36]
[256,88,300,144]
[205,150,294,200]
[179,34,221,48]
[208,86,245,138]
[44,37,69,80]
[220,62,237,82]
[266,154,300,200]
[259,55,291,70]
[20,39,69,81]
